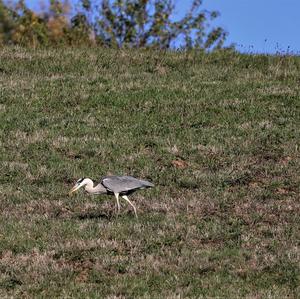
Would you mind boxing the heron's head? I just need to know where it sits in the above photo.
[69,178,87,195]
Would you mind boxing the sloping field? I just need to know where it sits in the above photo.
[0,47,299,297]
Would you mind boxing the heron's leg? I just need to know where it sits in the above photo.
[114,193,120,213]
[121,195,138,218]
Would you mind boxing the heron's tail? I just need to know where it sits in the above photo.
[141,180,154,188]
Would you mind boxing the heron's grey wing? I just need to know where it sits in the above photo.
[101,176,154,193]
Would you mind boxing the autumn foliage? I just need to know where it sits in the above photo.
[0,0,227,48]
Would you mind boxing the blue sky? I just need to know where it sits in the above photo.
[176,0,299,54]
[25,0,299,54]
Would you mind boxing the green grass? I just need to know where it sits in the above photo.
[0,46,299,297]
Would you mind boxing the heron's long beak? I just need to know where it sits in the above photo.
[69,185,80,196]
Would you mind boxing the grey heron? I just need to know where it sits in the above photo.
[69,176,154,217]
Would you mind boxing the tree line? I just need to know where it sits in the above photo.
[0,0,227,49]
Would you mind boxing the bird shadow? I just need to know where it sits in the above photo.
[72,211,113,220]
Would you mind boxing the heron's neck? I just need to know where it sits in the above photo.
[84,178,107,194]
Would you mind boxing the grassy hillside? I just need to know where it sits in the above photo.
[0,47,299,297]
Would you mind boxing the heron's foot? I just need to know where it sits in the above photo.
[115,205,121,215]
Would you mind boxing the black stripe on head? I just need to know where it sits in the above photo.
[76,178,85,184]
